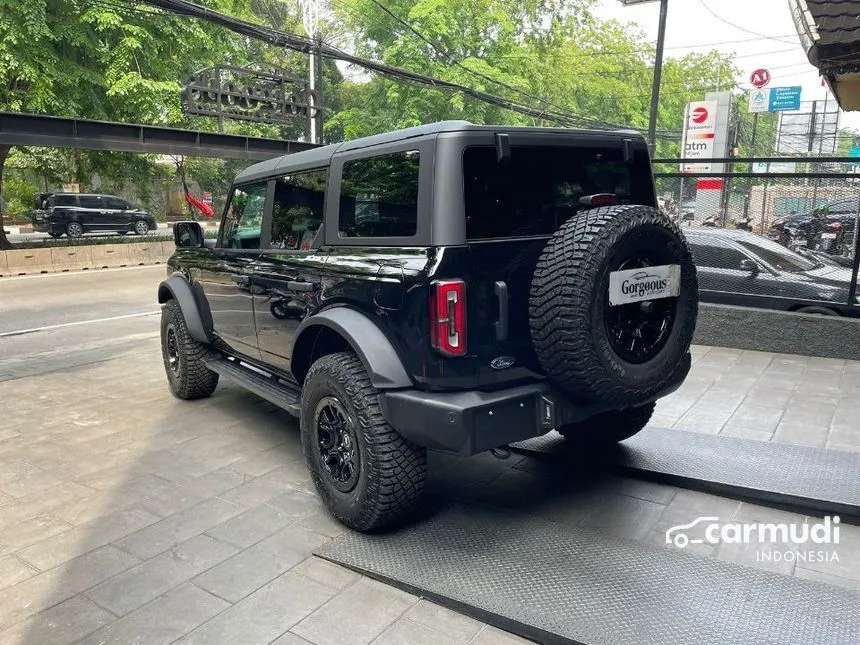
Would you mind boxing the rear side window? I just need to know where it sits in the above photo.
[338,151,419,238]
[688,241,747,269]
[79,196,103,209]
[269,169,327,250]
[463,145,654,240]
[51,194,78,207]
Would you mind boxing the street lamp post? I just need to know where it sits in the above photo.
[619,0,669,155]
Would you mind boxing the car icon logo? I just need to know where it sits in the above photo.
[665,516,719,548]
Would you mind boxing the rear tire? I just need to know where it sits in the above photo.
[66,221,84,238]
[557,402,655,445]
[160,299,219,400]
[300,352,427,532]
[795,306,839,316]
[529,205,697,404]
[134,220,150,235]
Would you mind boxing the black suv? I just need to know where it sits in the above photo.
[158,122,698,531]
[32,192,157,238]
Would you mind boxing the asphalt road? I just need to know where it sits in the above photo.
[0,266,165,375]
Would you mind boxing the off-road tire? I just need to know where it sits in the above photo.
[529,204,697,403]
[300,352,427,532]
[160,299,219,400]
[556,402,655,445]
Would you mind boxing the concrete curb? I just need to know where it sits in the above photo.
[1,241,172,277]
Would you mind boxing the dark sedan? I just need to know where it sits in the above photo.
[683,228,859,316]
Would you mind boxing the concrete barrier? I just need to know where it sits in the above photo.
[0,251,8,277]
[159,240,176,261]
[695,302,860,361]
[5,248,54,275]
[88,244,130,269]
[127,241,162,265]
[51,246,93,273]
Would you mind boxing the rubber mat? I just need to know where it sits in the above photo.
[510,426,860,521]
[317,503,860,645]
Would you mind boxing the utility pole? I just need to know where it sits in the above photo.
[299,0,320,144]
[618,0,670,156]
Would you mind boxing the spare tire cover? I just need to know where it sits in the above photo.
[529,204,697,403]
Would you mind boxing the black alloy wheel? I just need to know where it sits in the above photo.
[314,396,360,493]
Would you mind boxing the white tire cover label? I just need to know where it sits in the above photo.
[608,264,681,306]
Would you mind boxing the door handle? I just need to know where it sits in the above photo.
[288,280,316,292]
[494,281,508,341]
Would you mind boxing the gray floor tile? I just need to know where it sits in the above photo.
[773,422,829,448]
[114,497,245,560]
[85,534,238,616]
[719,425,774,442]
[0,513,72,557]
[726,403,783,433]
[0,594,113,645]
[140,468,249,518]
[292,577,417,645]
[266,488,323,519]
[218,463,312,507]
[270,633,316,645]
[205,503,295,549]
[403,599,484,643]
[17,505,160,570]
[0,555,38,591]
[470,625,534,644]
[794,566,860,591]
[78,583,230,645]
[193,524,327,602]
[0,545,139,630]
[579,491,665,541]
[674,407,733,434]
[177,571,335,645]
[371,617,454,645]
[291,556,360,592]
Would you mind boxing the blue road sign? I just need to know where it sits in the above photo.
[849,147,860,158]
[768,86,802,112]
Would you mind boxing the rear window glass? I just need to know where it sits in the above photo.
[51,194,77,207]
[79,196,103,209]
[463,145,654,240]
[338,151,419,238]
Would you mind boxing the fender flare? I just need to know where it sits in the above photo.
[157,275,212,343]
[292,308,412,389]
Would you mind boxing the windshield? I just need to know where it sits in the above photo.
[735,237,818,272]
[463,144,654,240]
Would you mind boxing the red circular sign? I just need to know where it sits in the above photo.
[750,68,771,89]
[691,107,709,124]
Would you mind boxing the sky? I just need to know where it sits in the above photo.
[594,0,860,131]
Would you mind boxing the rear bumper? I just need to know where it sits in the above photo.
[379,356,689,455]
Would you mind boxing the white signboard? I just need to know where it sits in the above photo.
[608,265,681,307]
[680,100,718,173]
[749,89,770,113]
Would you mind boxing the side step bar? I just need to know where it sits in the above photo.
[206,358,301,416]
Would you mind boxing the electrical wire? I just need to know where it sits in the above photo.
[695,0,801,45]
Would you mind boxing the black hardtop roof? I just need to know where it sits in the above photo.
[234,120,644,184]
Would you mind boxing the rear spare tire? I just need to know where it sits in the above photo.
[529,204,697,403]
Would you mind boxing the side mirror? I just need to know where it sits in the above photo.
[739,259,759,275]
[174,221,204,248]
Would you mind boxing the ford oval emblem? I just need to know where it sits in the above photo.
[490,356,516,370]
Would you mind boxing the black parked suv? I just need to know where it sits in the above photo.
[32,193,156,238]
[158,122,698,531]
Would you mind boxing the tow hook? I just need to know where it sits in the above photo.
[490,446,512,460]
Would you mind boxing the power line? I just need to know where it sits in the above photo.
[129,0,630,131]
[695,0,800,45]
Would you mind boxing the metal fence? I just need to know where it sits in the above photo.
[653,156,860,314]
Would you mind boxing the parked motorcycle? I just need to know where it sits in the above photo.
[702,215,721,227]
[733,217,753,232]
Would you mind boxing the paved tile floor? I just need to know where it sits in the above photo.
[0,339,857,644]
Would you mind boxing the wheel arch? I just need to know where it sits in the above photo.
[291,307,413,389]
[157,275,213,343]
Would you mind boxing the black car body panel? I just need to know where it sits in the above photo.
[683,227,860,316]
[32,192,156,236]
[163,121,687,455]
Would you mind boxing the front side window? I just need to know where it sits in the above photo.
[221,183,266,249]
[103,197,128,210]
[735,238,816,273]
[463,145,654,240]
[269,169,327,250]
[339,151,419,238]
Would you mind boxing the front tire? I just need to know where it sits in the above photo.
[557,402,655,445]
[300,352,427,532]
[134,219,150,235]
[160,299,219,399]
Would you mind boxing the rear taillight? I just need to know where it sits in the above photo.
[430,280,466,356]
